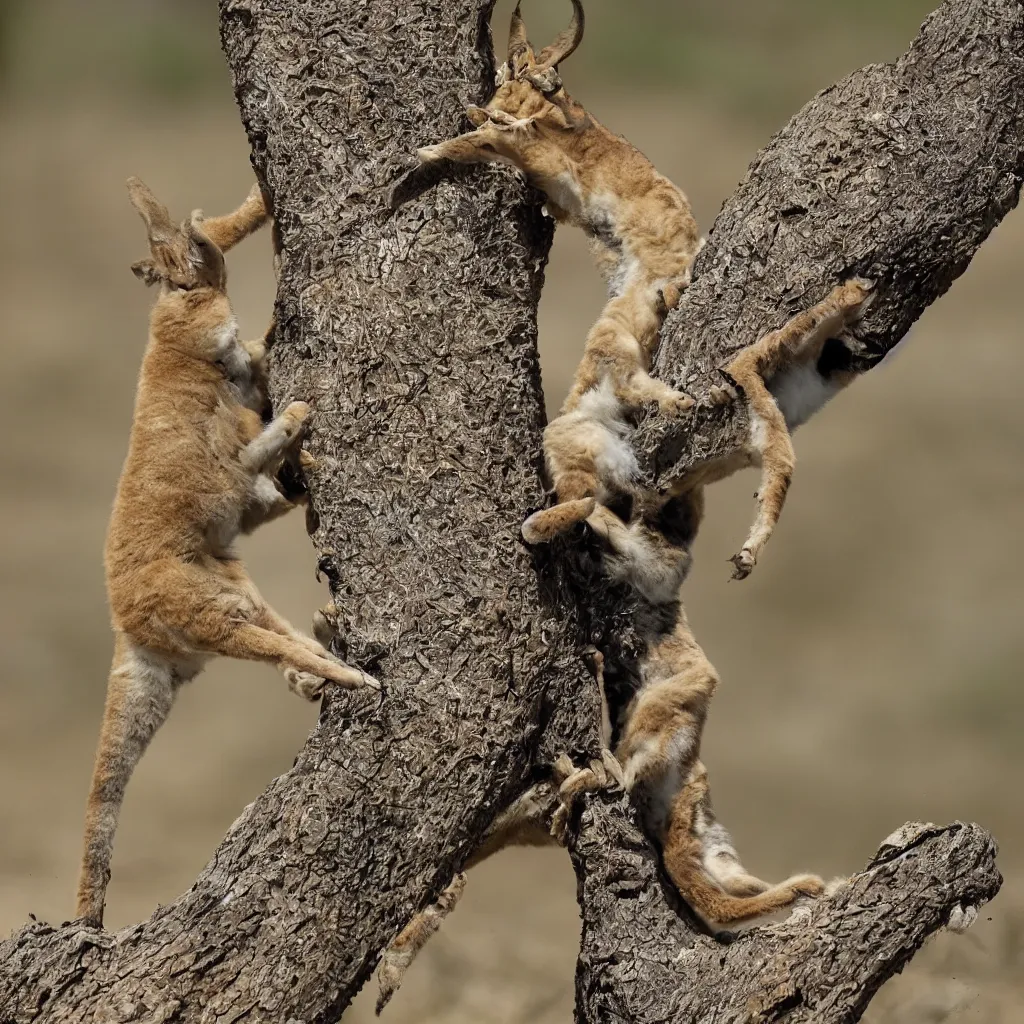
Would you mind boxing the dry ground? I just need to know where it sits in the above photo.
[1,21,1022,1024]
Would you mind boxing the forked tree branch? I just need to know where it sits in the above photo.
[0,0,1014,1021]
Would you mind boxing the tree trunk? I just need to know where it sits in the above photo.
[0,0,1014,1021]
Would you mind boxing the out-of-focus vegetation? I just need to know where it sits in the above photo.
[3,0,937,117]
[2,0,227,102]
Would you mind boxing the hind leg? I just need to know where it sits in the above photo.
[77,636,190,926]
[722,280,873,579]
[521,423,602,545]
[663,770,824,927]
[254,605,375,697]
[616,618,719,796]
[212,622,375,697]
[158,561,376,696]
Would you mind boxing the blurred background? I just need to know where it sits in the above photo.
[1,0,1021,1021]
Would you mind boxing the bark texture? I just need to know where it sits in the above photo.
[572,806,999,1024]
[0,0,1015,1021]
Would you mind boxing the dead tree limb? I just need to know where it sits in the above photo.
[0,0,1014,1021]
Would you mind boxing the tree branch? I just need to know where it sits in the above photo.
[0,0,1014,1021]
[571,800,1001,1023]
[636,0,1024,488]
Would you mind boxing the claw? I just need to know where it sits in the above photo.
[312,602,339,649]
[549,749,624,844]
[729,549,755,581]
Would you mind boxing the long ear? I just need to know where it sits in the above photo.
[184,211,226,285]
[536,0,585,69]
[126,176,175,245]
[507,2,531,64]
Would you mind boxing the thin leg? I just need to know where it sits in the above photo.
[376,781,557,1014]
[200,184,268,252]
[616,618,719,801]
[377,875,468,1014]
[663,767,824,927]
[417,124,519,166]
[239,475,298,535]
[723,279,872,579]
[210,622,371,695]
[77,637,183,926]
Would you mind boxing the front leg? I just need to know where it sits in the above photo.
[239,475,297,536]
[239,401,309,475]
[417,122,520,166]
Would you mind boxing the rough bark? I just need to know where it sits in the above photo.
[0,0,1015,1021]
[573,807,999,1024]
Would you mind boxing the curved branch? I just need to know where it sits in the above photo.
[572,800,1001,1023]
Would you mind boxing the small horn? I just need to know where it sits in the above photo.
[537,0,585,70]
[507,2,530,63]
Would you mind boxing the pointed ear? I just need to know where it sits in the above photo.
[508,3,532,64]
[537,0,585,70]
[126,177,175,244]
[184,211,226,284]
[130,258,164,286]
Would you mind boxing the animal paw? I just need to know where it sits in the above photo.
[312,601,339,649]
[709,382,739,406]
[729,548,756,581]
[283,401,311,432]
[659,392,696,418]
[284,668,325,702]
[657,282,683,314]
[521,497,597,545]
[839,277,875,318]
[416,144,443,164]
[549,750,624,844]
[787,874,826,900]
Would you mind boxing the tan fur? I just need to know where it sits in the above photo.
[375,557,819,1011]
[588,491,824,925]
[417,1,700,544]
[76,180,374,929]
[707,279,874,578]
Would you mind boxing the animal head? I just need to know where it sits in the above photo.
[126,177,228,293]
[475,0,586,127]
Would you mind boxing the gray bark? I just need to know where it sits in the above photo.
[0,0,1013,1021]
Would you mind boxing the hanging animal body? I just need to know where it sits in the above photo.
[77,180,375,928]
[383,0,877,1001]
[375,487,827,1014]
[417,0,873,579]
